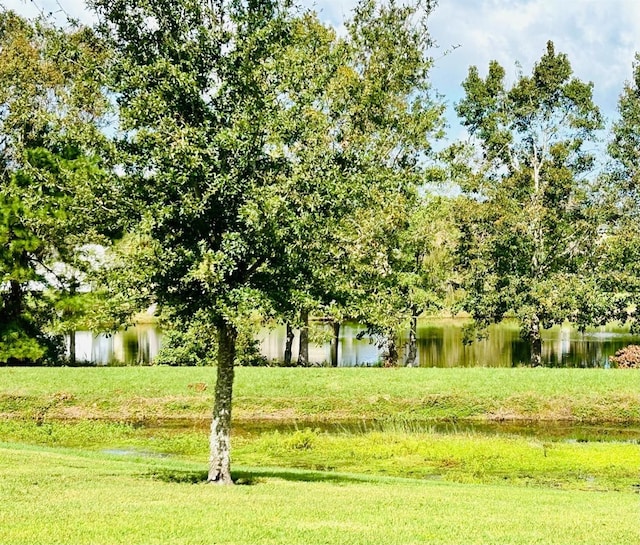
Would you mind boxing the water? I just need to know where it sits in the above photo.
[119,417,640,444]
[69,318,640,367]
[69,325,161,365]
[257,319,640,368]
[235,420,640,444]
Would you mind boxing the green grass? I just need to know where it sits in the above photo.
[2,366,639,422]
[0,418,637,492]
[237,427,640,491]
[2,367,639,543]
[1,442,638,545]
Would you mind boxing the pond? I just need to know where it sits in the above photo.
[131,417,640,444]
[70,318,640,367]
[70,326,162,366]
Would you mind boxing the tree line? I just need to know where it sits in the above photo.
[2,0,639,482]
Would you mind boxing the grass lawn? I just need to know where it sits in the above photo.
[2,366,639,422]
[1,443,638,545]
[1,366,639,544]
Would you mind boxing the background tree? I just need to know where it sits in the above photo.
[287,0,445,367]
[399,194,458,366]
[0,11,112,364]
[338,188,455,367]
[452,41,604,366]
[602,53,640,331]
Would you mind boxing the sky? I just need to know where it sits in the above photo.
[6,0,640,135]
[311,0,640,137]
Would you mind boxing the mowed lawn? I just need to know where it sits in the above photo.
[2,366,639,422]
[1,366,639,544]
[1,443,638,545]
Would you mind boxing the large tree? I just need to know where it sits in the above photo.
[0,12,112,364]
[453,41,604,366]
[602,53,640,330]
[92,0,443,482]
[286,0,445,367]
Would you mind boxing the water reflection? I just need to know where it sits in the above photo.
[233,419,640,444]
[129,417,640,443]
[70,325,161,365]
[414,320,529,367]
[258,319,640,368]
[70,319,640,368]
[257,322,378,366]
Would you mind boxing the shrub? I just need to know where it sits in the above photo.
[155,319,268,366]
[285,428,319,450]
[609,345,640,368]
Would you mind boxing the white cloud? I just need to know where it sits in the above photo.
[6,0,640,128]
[425,0,640,123]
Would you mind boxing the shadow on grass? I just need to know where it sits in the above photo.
[149,467,372,486]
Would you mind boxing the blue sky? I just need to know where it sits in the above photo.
[7,0,639,135]
[310,0,640,134]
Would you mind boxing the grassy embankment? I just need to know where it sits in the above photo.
[1,367,639,544]
[2,366,639,422]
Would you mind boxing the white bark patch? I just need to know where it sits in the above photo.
[208,413,232,484]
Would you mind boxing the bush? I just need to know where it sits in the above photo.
[609,345,640,368]
[155,318,268,366]
[155,327,214,366]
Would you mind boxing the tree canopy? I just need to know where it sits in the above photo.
[453,41,605,365]
[602,53,640,331]
[0,11,113,364]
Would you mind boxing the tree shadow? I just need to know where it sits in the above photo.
[148,467,372,486]
[148,469,209,484]
[234,467,372,485]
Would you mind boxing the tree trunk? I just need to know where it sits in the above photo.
[208,321,237,484]
[68,280,77,366]
[530,314,542,367]
[7,250,29,320]
[382,332,398,367]
[283,322,294,366]
[405,315,418,367]
[298,309,309,366]
[69,330,76,366]
[330,321,340,367]
[7,280,23,319]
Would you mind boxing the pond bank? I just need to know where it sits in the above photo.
[2,367,639,423]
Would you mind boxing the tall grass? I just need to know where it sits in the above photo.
[0,418,636,492]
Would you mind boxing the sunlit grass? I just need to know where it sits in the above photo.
[1,443,638,545]
[236,427,640,491]
[2,366,639,422]
[1,419,637,492]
